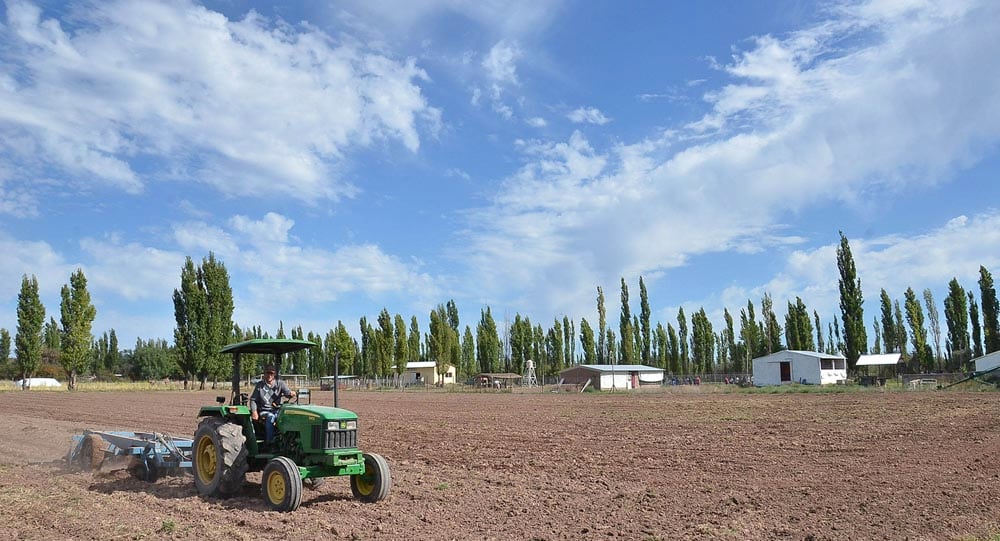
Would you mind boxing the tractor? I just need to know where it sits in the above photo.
[191,338,390,511]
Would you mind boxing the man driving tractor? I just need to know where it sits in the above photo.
[249,365,296,442]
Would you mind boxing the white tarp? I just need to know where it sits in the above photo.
[856,354,902,366]
[14,378,63,388]
[638,372,664,383]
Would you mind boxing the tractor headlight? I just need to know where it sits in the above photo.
[327,420,357,430]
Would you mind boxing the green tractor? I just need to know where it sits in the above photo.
[191,339,390,511]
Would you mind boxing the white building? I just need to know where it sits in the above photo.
[752,350,847,386]
[559,364,664,390]
[399,361,456,386]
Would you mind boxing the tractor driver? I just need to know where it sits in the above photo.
[249,365,296,442]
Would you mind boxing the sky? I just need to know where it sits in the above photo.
[1,0,1000,351]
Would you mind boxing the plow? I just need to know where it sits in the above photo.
[68,430,192,482]
[66,338,391,511]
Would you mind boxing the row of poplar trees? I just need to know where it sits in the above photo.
[3,270,97,389]
[6,234,999,387]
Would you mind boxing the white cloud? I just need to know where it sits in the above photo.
[80,237,186,302]
[526,117,547,128]
[0,232,69,307]
[483,40,521,85]
[459,0,1000,321]
[567,107,611,125]
[0,0,440,202]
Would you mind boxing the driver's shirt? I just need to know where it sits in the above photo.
[249,379,292,415]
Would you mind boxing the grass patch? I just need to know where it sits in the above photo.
[158,519,176,534]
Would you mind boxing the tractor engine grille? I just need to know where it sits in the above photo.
[311,426,357,450]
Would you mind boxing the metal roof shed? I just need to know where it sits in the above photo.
[752,350,847,386]
[559,364,664,391]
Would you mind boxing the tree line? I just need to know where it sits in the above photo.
[4,234,999,387]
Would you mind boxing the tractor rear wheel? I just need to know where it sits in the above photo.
[192,417,247,497]
[350,453,391,503]
[261,456,303,512]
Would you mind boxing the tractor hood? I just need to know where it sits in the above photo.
[279,404,358,422]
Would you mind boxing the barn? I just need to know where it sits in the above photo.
[559,364,664,391]
[752,350,847,386]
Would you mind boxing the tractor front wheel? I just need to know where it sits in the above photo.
[262,456,303,512]
[192,417,247,497]
[350,453,391,503]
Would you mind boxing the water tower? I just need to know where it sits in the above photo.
[523,359,538,387]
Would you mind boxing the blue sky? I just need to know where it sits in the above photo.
[2,0,999,349]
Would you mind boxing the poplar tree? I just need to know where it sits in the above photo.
[760,293,782,353]
[329,321,358,375]
[979,266,1000,354]
[639,277,651,362]
[476,307,500,373]
[173,257,203,389]
[562,316,575,366]
[394,314,408,374]
[968,291,983,358]
[408,316,422,362]
[0,329,10,377]
[619,278,634,364]
[690,308,714,373]
[59,269,97,390]
[943,279,970,368]
[461,326,475,378]
[871,319,882,354]
[579,318,596,364]
[739,301,760,362]
[654,323,668,370]
[508,314,533,374]
[667,324,680,373]
[922,289,942,371]
[879,289,897,353]
[722,309,738,369]
[596,287,607,364]
[836,232,867,370]
[358,316,372,377]
[813,311,824,353]
[15,275,45,387]
[904,287,931,371]
[677,307,689,373]
[546,319,564,377]
[893,301,908,359]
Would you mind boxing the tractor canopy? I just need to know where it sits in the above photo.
[222,339,317,406]
[221,338,316,356]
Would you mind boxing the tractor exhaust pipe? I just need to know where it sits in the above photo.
[333,350,340,408]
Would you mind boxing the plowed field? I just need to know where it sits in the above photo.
[0,388,997,540]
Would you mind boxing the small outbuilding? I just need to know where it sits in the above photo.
[752,350,847,386]
[856,353,903,385]
[400,361,456,386]
[559,364,664,391]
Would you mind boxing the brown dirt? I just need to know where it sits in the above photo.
[0,388,997,540]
